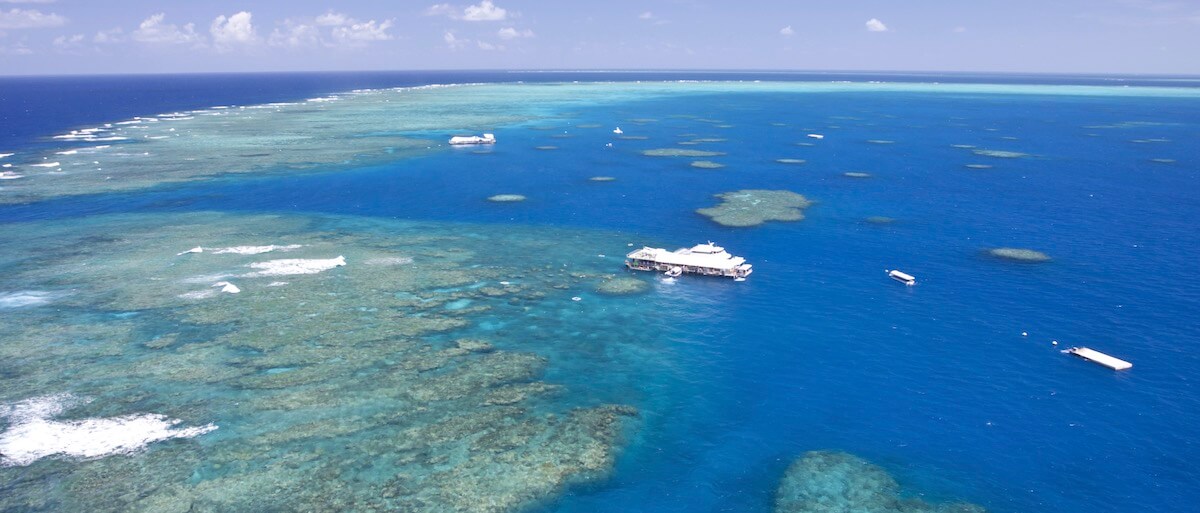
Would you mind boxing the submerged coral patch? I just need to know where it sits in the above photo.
[696,189,813,227]
[589,176,617,182]
[972,149,1029,158]
[535,145,559,150]
[988,247,1051,262]
[776,159,807,165]
[865,216,895,224]
[488,194,527,202]
[641,148,726,158]
[596,277,650,295]
[964,164,993,169]
[843,172,872,178]
[775,451,986,513]
[0,212,660,511]
[690,161,725,169]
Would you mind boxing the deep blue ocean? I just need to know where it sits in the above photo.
[2,71,1199,512]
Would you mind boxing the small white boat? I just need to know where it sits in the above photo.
[807,134,825,139]
[448,133,496,145]
[665,266,683,278]
[613,127,624,134]
[886,269,916,286]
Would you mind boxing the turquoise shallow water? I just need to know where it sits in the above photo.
[1,74,1199,512]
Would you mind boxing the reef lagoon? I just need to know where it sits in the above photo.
[2,71,1199,513]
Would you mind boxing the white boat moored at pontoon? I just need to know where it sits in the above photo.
[886,269,916,286]
[626,242,752,279]
[1063,347,1133,371]
[449,133,496,145]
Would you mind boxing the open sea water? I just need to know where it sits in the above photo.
[1,71,1198,512]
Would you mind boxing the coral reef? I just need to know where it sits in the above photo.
[691,161,726,169]
[589,176,616,182]
[972,149,1028,158]
[0,212,656,512]
[776,159,807,165]
[775,451,987,513]
[866,216,895,224]
[641,148,726,158]
[988,248,1051,262]
[488,194,527,202]
[843,172,872,178]
[696,190,813,227]
[596,277,650,295]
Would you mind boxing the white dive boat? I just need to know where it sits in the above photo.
[806,133,825,139]
[626,242,752,279]
[448,133,496,145]
[613,127,623,134]
[886,269,916,286]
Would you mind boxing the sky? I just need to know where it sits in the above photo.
[0,0,1198,76]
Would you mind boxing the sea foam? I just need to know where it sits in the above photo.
[242,255,347,277]
[0,394,217,467]
[0,290,58,308]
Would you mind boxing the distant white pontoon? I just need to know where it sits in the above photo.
[807,133,825,139]
[448,133,496,145]
[626,242,752,279]
[886,269,916,286]
[1063,347,1133,371]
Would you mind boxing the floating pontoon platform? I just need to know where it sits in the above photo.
[626,242,752,279]
[886,269,916,286]
[1063,347,1132,371]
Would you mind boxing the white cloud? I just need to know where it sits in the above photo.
[132,13,202,45]
[211,11,258,50]
[639,11,654,20]
[0,8,65,29]
[315,11,349,27]
[331,19,393,44]
[0,42,32,54]
[51,32,81,47]
[476,40,497,50]
[443,30,467,49]
[953,26,967,33]
[865,18,888,32]
[462,0,506,21]
[424,4,455,16]
[779,25,794,37]
[497,26,533,39]
[269,13,394,49]
[93,27,123,44]
[1,1,60,4]
[268,23,319,48]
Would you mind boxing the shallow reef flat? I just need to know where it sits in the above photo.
[775,451,986,513]
[988,247,1052,262]
[696,189,813,227]
[6,81,1195,205]
[0,211,676,512]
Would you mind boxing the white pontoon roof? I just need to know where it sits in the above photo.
[626,246,747,270]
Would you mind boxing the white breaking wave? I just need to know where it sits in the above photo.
[0,153,13,159]
[0,394,217,467]
[0,291,58,308]
[210,244,303,255]
[242,255,346,277]
[30,162,60,168]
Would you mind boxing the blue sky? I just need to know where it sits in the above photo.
[1,0,1197,75]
